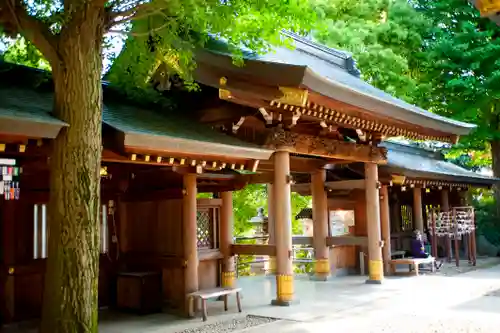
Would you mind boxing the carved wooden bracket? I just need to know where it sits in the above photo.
[264,127,387,163]
[264,127,298,149]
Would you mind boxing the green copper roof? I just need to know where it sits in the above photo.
[380,141,498,185]
[0,61,272,159]
[103,102,260,149]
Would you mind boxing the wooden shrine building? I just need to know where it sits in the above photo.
[0,31,480,324]
[292,141,498,275]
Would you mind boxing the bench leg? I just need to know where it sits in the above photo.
[236,292,242,313]
[431,261,436,273]
[390,264,395,275]
[224,295,228,311]
[187,296,194,318]
[202,299,208,322]
[414,264,419,276]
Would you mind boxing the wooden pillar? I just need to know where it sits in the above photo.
[267,184,276,274]
[452,207,460,267]
[471,221,477,266]
[220,191,235,288]
[441,189,450,212]
[311,169,330,280]
[1,201,15,323]
[431,209,438,258]
[183,174,199,306]
[390,193,402,249]
[365,163,384,284]
[412,187,424,232]
[441,189,452,262]
[271,150,295,306]
[379,185,391,275]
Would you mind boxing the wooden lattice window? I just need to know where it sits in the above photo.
[196,208,219,249]
[400,205,413,231]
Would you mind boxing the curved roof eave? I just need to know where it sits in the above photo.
[198,48,476,138]
[301,68,476,137]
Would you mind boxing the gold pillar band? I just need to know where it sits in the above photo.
[276,274,294,302]
[222,271,235,288]
[369,260,383,281]
[314,259,330,274]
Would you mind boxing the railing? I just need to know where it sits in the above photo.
[233,236,315,277]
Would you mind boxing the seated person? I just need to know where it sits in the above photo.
[411,230,443,270]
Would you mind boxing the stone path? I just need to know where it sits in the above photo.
[6,258,500,333]
[242,261,500,333]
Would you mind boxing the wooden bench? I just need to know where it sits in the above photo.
[391,250,407,259]
[187,287,242,321]
[389,257,436,276]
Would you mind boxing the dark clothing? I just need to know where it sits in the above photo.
[411,238,428,258]
[425,230,432,245]
[411,237,442,270]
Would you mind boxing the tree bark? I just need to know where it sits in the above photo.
[40,7,105,333]
[490,139,500,215]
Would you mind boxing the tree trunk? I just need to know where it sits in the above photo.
[40,11,104,333]
[490,139,500,215]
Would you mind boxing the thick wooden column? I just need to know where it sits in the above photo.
[365,163,384,284]
[441,189,451,262]
[311,169,330,280]
[441,189,450,212]
[390,193,402,249]
[413,187,424,232]
[220,191,235,287]
[379,185,391,275]
[183,174,199,305]
[271,150,295,306]
[267,184,276,274]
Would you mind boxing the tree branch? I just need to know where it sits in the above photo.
[105,0,170,30]
[0,0,60,64]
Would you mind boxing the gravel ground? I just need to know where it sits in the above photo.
[292,312,500,333]
[174,315,277,333]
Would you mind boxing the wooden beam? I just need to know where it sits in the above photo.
[237,172,274,185]
[327,198,356,210]
[326,236,368,247]
[230,244,277,256]
[198,250,224,261]
[292,236,313,245]
[197,104,252,125]
[195,65,284,102]
[264,127,387,164]
[326,180,366,190]
[259,156,329,173]
[292,180,365,194]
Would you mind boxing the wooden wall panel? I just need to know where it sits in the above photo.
[162,268,184,309]
[198,260,218,290]
[126,201,158,253]
[14,272,43,320]
[0,192,115,323]
[353,190,367,237]
[120,199,184,310]
[329,246,356,271]
[120,199,184,256]
[156,200,183,255]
